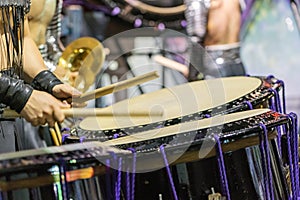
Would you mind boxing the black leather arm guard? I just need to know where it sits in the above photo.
[0,74,33,113]
[31,70,63,95]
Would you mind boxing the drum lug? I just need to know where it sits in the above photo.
[208,187,224,200]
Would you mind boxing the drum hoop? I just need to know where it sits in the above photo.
[106,109,288,153]
[0,141,129,171]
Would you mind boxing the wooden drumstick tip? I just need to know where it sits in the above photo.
[73,70,160,103]
[152,55,189,77]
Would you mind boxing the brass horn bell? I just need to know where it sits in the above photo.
[57,37,105,92]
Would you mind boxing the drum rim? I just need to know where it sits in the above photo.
[103,108,272,146]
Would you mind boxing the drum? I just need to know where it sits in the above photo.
[102,108,297,200]
[63,75,284,143]
[4,109,295,200]
[61,75,288,200]
[0,142,131,200]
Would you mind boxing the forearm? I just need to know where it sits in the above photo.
[22,18,48,82]
[23,36,49,82]
[0,74,33,113]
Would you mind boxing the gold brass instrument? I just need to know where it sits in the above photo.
[56,37,106,92]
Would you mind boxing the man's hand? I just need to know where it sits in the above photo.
[52,84,86,107]
[20,90,70,127]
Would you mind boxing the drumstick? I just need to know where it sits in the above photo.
[152,55,189,77]
[49,128,60,146]
[54,122,62,145]
[73,71,160,103]
[1,108,163,118]
[63,108,163,117]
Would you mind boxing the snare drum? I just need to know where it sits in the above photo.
[64,75,284,143]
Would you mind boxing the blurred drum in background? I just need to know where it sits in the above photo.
[0,142,130,200]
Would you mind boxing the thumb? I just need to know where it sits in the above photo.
[72,88,82,97]
[59,100,71,108]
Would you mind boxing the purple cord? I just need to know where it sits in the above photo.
[276,80,286,114]
[115,157,122,200]
[62,134,70,143]
[286,122,296,200]
[79,136,85,143]
[214,134,231,200]
[131,152,136,200]
[288,113,300,199]
[111,152,118,200]
[268,88,281,112]
[268,88,284,155]
[269,96,276,112]
[244,101,253,110]
[159,145,179,200]
[113,133,119,139]
[106,152,119,199]
[267,75,286,146]
[204,114,211,118]
[127,148,137,200]
[259,123,274,200]
[292,114,299,198]
[61,127,70,132]
[291,114,299,197]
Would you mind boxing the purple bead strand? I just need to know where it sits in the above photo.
[214,134,231,200]
[159,145,179,200]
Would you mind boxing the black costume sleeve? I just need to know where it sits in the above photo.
[31,70,63,95]
[0,74,33,113]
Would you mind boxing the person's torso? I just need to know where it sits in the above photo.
[204,0,241,45]
[28,0,57,46]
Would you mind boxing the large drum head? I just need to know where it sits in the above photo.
[79,76,261,131]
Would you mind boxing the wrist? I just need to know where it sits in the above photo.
[31,70,63,95]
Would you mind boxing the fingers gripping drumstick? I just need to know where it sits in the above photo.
[0,71,162,119]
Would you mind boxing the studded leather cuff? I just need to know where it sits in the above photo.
[31,70,63,95]
[0,74,33,113]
